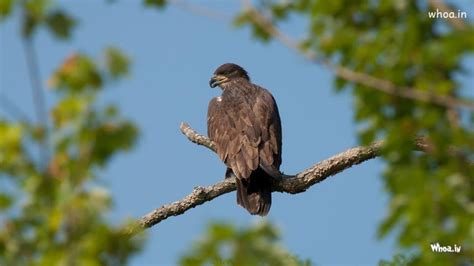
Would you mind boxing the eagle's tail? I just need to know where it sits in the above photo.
[235,168,272,216]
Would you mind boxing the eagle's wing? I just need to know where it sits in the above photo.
[254,87,282,177]
[207,86,282,179]
[208,95,260,179]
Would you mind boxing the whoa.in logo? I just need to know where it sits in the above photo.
[428,8,467,19]
[430,242,462,253]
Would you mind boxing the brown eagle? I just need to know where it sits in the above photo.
[207,63,282,216]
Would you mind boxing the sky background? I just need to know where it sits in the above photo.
[1,1,472,265]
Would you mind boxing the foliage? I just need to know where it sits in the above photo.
[0,0,15,20]
[0,2,144,265]
[180,221,312,266]
[144,0,167,9]
[45,9,76,39]
[235,0,474,265]
[378,254,410,266]
[104,47,131,79]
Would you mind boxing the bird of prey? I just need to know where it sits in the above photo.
[207,63,282,216]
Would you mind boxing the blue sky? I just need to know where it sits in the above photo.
[1,1,472,265]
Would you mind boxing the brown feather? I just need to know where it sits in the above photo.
[207,78,282,215]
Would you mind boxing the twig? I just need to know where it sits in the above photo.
[171,0,229,22]
[137,123,428,229]
[0,94,32,122]
[23,39,47,131]
[179,122,216,152]
[240,0,474,112]
[166,1,473,110]
[23,38,49,166]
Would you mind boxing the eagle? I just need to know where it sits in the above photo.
[207,63,282,216]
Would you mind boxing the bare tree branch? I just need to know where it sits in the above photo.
[134,1,473,232]
[137,123,428,229]
[170,0,229,22]
[23,39,48,134]
[23,38,50,167]
[179,122,216,152]
[240,0,474,112]
[0,94,32,122]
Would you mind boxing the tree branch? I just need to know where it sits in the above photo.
[23,37,50,167]
[137,123,428,229]
[165,1,474,111]
[240,0,474,112]
[23,39,48,133]
[170,0,229,22]
[0,94,32,123]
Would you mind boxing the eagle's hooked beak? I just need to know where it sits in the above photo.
[209,75,228,88]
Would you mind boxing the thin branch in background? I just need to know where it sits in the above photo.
[0,94,32,122]
[428,0,468,30]
[170,0,474,111]
[171,0,230,22]
[427,0,466,127]
[240,0,474,112]
[135,123,431,230]
[23,38,49,166]
[23,39,47,129]
[168,0,472,111]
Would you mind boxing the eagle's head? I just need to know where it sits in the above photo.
[209,63,250,88]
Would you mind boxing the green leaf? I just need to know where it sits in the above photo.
[51,95,89,127]
[49,53,102,92]
[21,0,51,38]
[0,193,13,210]
[378,253,410,266]
[45,10,76,39]
[104,47,130,79]
[144,0,166,9]
[0,0,15,21]
[180,222,311,266]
